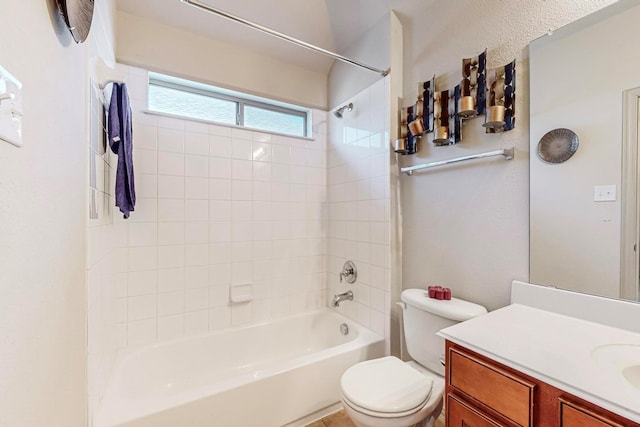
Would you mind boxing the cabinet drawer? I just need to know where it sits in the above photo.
[448,393,506,427]
[560,399,625,427]
[449,348,535,426]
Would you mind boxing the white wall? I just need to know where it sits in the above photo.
[116,11,328,110]
[86,1,121,424]
[0,2,88,426]
[327,78,391,353]
[327,15,390,110]
[529,2,640,299]
[399,0,615,311]
[110,65,328,347]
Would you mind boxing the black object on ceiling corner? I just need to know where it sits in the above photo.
[55,0,95,43]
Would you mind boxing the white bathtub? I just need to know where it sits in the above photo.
[96,309,384,427]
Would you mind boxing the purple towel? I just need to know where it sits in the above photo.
[108,83,136,218]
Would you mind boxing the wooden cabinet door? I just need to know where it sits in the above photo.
[447,394,506,427]
[560,399,625,427]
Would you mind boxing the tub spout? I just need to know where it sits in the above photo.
[331,290,353,307]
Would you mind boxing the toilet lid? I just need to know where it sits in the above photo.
[341,356,434,414]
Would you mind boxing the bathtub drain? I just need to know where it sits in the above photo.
[340,323,349,335]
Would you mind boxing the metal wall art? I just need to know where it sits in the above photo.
[396,50,516,155]
[459,49,487,118]
[484,59,516,133]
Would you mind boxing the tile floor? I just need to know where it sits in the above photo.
[306,409,445,427]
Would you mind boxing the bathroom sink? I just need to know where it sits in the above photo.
[591,344,640,391]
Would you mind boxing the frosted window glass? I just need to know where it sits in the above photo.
[244,106,305,137]
[148,85,236,125]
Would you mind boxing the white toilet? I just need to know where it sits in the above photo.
[340,288,487,427]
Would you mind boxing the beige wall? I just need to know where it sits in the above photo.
[116,11,328,110]
[327,14,389,110]
[530,2,640,299]
[399,0,615,311]
[0,1,90,426]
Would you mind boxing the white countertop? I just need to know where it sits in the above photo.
[438,303,640,423]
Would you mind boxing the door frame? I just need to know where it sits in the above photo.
[620,87,640,301]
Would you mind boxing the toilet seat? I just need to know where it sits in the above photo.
[340,356,434,417]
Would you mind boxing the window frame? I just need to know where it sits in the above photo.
[148,75,309,138]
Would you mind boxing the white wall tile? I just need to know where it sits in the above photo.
[135,125,158,151]
[210,264,232,286]
[185,222,209,244]
[107,86,336,349]
[185,177,209,199]
[158,127,185,152]
[232,160,253,181]
[185,310,209,335]
[128,246,157,271]
[127,270,157,296]
[158,291,184,316]
[252,142,272,162]
[158,151,185,176]
[158,268,185,293]
[210,157,232,179]
[272,145,290,164]
[232,139,253,160]
[185,132,209,156]
[232,180,253,200]
[158,222,185,245]
[134,150,158,175]
[210,179,231,200]
[136,174,158,199]
[157,314,184,340]
[185,155,209,177]
[185,199,209,222]
[158,199,185,222]
[185,244,209,266]
[158,245,185,269]
[185,288,209,312]
[185,265,209,288]
[210,243,232,265]
[209,306,231,330]
[128,222,157,247]
[158,175,185,199]
[253,162,272,182]
[210,136,233,158]
[128,294,157,321]
[127,319,156,346]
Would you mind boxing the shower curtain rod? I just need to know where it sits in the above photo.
[181,0,390,77]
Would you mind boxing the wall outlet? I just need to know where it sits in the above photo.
[594,185,616,202]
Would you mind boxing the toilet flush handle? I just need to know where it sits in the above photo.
[396,302,406,310]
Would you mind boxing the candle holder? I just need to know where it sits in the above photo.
[482,105,506,130]
[458,95,477,119]
[433,126,449,145]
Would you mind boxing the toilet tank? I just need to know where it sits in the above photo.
[400,289,487,376]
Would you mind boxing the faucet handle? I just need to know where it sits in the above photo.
[339,260,357,284]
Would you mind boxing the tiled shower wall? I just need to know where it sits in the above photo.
[113,64,328,347]
[327,77,391,352]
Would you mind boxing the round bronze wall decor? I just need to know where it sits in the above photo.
[56,0,95,43]
[537,128,579,164]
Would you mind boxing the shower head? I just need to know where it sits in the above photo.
[334,102,353,119]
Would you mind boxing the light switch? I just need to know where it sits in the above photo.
[0,65,23,147]
[594,185,616,202]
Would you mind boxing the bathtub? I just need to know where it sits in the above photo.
[96,309,384,427]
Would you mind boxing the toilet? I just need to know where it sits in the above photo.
[340,288,487,427]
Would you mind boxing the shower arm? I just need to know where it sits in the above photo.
[181,0,390,77]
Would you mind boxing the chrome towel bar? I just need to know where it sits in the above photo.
[400,147,514,176]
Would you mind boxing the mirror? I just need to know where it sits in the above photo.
[529,0,640,302]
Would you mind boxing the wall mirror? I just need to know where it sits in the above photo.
[529,0,640,302]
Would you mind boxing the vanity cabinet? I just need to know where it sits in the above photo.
[445,341,640,427]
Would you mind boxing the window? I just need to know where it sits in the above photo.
[148,73,310,138]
